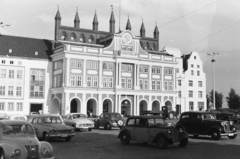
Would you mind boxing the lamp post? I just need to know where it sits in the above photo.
[207,52,219,110]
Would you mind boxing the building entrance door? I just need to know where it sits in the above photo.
[30,103,43,114]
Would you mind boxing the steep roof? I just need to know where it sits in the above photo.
[0,35,52,59]
[182,53,191,72]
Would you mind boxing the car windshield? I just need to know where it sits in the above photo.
[43,117,63,123]
[3,124,35,136]
[148,118,165,126]
[72,114,87,119]
[110,114,121,118]
[202,114,216,120]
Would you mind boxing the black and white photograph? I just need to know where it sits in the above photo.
[0,0,240,158]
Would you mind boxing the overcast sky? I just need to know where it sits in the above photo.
[1,0,240,98]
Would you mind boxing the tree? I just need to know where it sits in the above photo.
[206,94,211,110]
[226,88,240,110]
[209,90,224,110]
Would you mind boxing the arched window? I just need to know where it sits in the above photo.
[88,35,95,43]
[79,34,86,43]
[151,43,156,50]
[146,42,150,50]
[60,31,67,40]
[140,41,144,49]
[70,33,76,42]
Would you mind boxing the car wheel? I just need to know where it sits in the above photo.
[178,138,188,148]
[0,150,5,159]
[228,134,237,139]
[156,136,168,149]
[88,128,92,131]
[105,123,112,130]
[120,132,130,145]
[43,132,51,142]
[117,120,124,127]
[168,112,174,120]
[65,137,71,142]
[211,129,221,140]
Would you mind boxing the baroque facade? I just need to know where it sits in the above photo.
[0,9,206,116]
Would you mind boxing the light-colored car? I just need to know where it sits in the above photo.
[28,114,75,142]
[64,113,95,131]
[6,114,28,121]
[118,116,188,149]
[0,120,54,159]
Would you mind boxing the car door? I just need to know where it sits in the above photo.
[100,113,109,127]
[125,118,135,140]
[64,115,73,126]
[190,114,205,134]
[134,118,149,142]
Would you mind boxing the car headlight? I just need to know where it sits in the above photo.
[221,122,225,126]
[117,120,123,126]
[42,148,50,157]
[232,127,236,131]
[167,130,171,134]
[229,121,233,125]
[11,149,21,158]
[49,128,57,134]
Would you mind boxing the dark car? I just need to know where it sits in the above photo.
[118,116,188,149]
[94,112,125,130]
[176,111,237,140]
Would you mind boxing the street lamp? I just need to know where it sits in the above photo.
[207,52,219,110]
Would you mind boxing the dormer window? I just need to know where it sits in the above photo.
[80,37,84,42]
[88,38,92,43]
[35,52,38,56]
[10,61,14,64]
[144,46,148,50]
[60,35,66,40]
[2,60,5,64]
[70,36,75,41]
[9,49,12,53]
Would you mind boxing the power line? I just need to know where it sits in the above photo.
[181,20,240,50]
[146,0,220,33]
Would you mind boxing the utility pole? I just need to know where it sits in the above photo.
[207,52,219,110]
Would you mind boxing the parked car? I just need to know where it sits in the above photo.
[161,106,179,120]
[176,111,237,140]
[118,116,188,149]
[64,113,94,131]
[28,114,75,142]
[6,114,28,121]
[214,109,234,121]
[0,120,54,159]
[95,112,125,130]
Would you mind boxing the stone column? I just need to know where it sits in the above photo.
[149,65,152,90]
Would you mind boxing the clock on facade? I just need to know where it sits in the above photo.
[122,33,132,44]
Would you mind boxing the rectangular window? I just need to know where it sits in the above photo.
[70,60,76,68]
[157,67,161,74]
[10,61,14,64]
[8,102,14,111]
[16,87,22,96]
[164,81,168,90]
[18,61,22,65]
[77,61,82,68]
[144,66,148,73]
[93,62,98,69]
[197,65,200,68]
[191,64,194,68]
[0,86,5,95]
[9,70,14,78]
[87,61,92,69]
[198,81,202,87]
[103,77,107,88]
[108,63,113,70]
[103,63,108,70]
[169,81,173,90]
[189,91,193,97]
[30,85,44,98]
[70,75,76,86]
[39,86,44,97]
[198,102,204,110]
[152,80,156,90]
[30,69,44,82]
[57,75,61,87]
[127,78,132,89]
[189,80,193,86]
[0,103,5,110]
[189,101,194,110]
[191,70,194,75]
[140,66,144,73]
[93,76,98,87]
[197,71,200,76]
[178,91,181,97]
[144,80,148,90]
[2,60,5,64]
[139,79,143,89]
[152,67,156,74]
[17,70,22,79]
[8,86,14,96]
[198,91,203,98]
[178,80,181,86]
[127,65,132,72]
[0,69,6,78]
[76,75,82,87]
[16,102,23,111]
[168,69,173,75]
[108,77,113,88]
[121,64,126,71]
[121,78,126,88]
[157,80,161,90]
[87,76,92,87]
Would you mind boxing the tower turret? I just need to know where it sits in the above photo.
[126,15,132,31]
[109,7,115,34]
[140,19,145,37]
[74,8,80,29]
[92,11,99,31]
[54,6,61,41]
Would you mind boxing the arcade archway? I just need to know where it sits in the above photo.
[102,99,113,113]
[87,98,97,117]
[139,100,148,115]
[121,99,131,117]
[165,100,172,110]
[152,100,160,111]
[70,98,81,113]
[50,98,60,114]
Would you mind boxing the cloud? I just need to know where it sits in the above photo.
[38,14,52,23]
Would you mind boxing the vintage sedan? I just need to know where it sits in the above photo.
[64,113,95,131]
[118,116,188,149]
[6,114,28,121]
[28,114,75,142]
[0,120,54,159]
[176,111,238,140]
[95,112,125,130]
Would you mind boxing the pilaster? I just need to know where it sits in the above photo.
[83,59,87,87]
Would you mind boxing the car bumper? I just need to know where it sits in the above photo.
[75,126,94,129]
[220,132,237,136]
[111,123,123,127]
[49,134,75,138]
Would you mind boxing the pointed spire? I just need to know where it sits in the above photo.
[92,10,99,31]
[109,5,115,34]
[154,21,159,34]
[140,18,145,37]
[55,5,61,20]
[74,7,80,28]
[126,14,131,31]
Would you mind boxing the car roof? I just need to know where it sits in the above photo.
[67,113,87,115]
[127,116,164,119]
[0,120,31,126]
[181,111,215,115]
[31,114,61,118]
[7,114,27,117]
